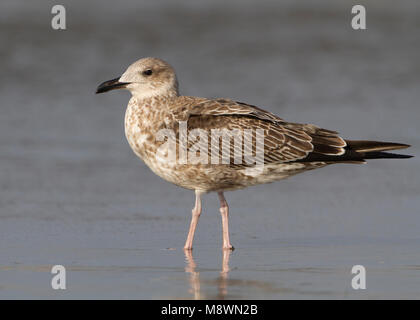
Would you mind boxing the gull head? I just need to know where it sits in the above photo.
[96,57,179,100]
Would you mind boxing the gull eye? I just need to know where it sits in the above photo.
[142,69,153,76]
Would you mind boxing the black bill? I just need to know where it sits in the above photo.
[96,77,130,94]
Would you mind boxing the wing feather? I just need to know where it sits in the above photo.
[169,97,347,167]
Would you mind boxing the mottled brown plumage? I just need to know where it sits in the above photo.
[96,57,412,250]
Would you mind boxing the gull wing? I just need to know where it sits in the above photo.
[169,97,347,167]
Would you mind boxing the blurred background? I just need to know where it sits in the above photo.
[0,0,419,299]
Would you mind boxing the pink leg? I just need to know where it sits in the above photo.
[184,190,202,250]
[218,192,234,250]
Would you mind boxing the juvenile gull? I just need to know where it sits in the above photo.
[96,57,412,250]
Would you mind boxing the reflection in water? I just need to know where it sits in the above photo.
[182,250,303,299]
[218,249,230,299]
[184,249,201,300]
[184,249,232,300]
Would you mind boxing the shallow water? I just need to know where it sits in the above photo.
[0,0,419,299]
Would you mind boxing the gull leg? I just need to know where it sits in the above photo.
[184,190,202,250]
[218,192,234,250]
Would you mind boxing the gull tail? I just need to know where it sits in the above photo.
[346,140,413,160]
